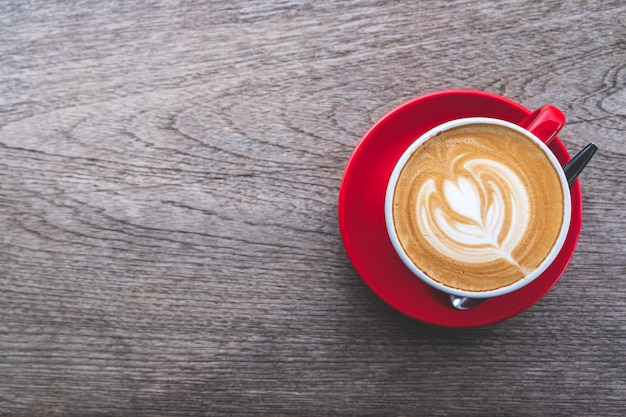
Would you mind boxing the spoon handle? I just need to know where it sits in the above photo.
[563,143,598,186]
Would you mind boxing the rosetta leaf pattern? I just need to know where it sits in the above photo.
[416,158,529,269]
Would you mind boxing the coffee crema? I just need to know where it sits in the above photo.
[390,123,565,292]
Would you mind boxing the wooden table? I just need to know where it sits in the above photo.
[1,1,624,415]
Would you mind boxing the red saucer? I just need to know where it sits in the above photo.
[338,90,583,328]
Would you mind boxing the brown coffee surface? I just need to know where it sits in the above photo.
[391,123,565,292]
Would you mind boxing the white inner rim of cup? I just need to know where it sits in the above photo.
[384,117,572,298]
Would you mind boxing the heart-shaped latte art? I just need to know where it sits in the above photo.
[415,157,531,274]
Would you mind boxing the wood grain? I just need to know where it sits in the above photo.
[1,1,624,415]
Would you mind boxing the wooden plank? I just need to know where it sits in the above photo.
[1,1,624,415]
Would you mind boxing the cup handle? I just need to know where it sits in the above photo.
[517,104,566,145]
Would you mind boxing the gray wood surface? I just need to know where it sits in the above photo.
[1,1,624,416]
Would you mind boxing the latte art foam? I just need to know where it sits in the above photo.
[391,123,566,292]
[418,158,530,272]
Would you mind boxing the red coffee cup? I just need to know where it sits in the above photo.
[338,90,582,327]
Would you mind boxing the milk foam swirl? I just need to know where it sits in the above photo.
[416,157,530,273]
